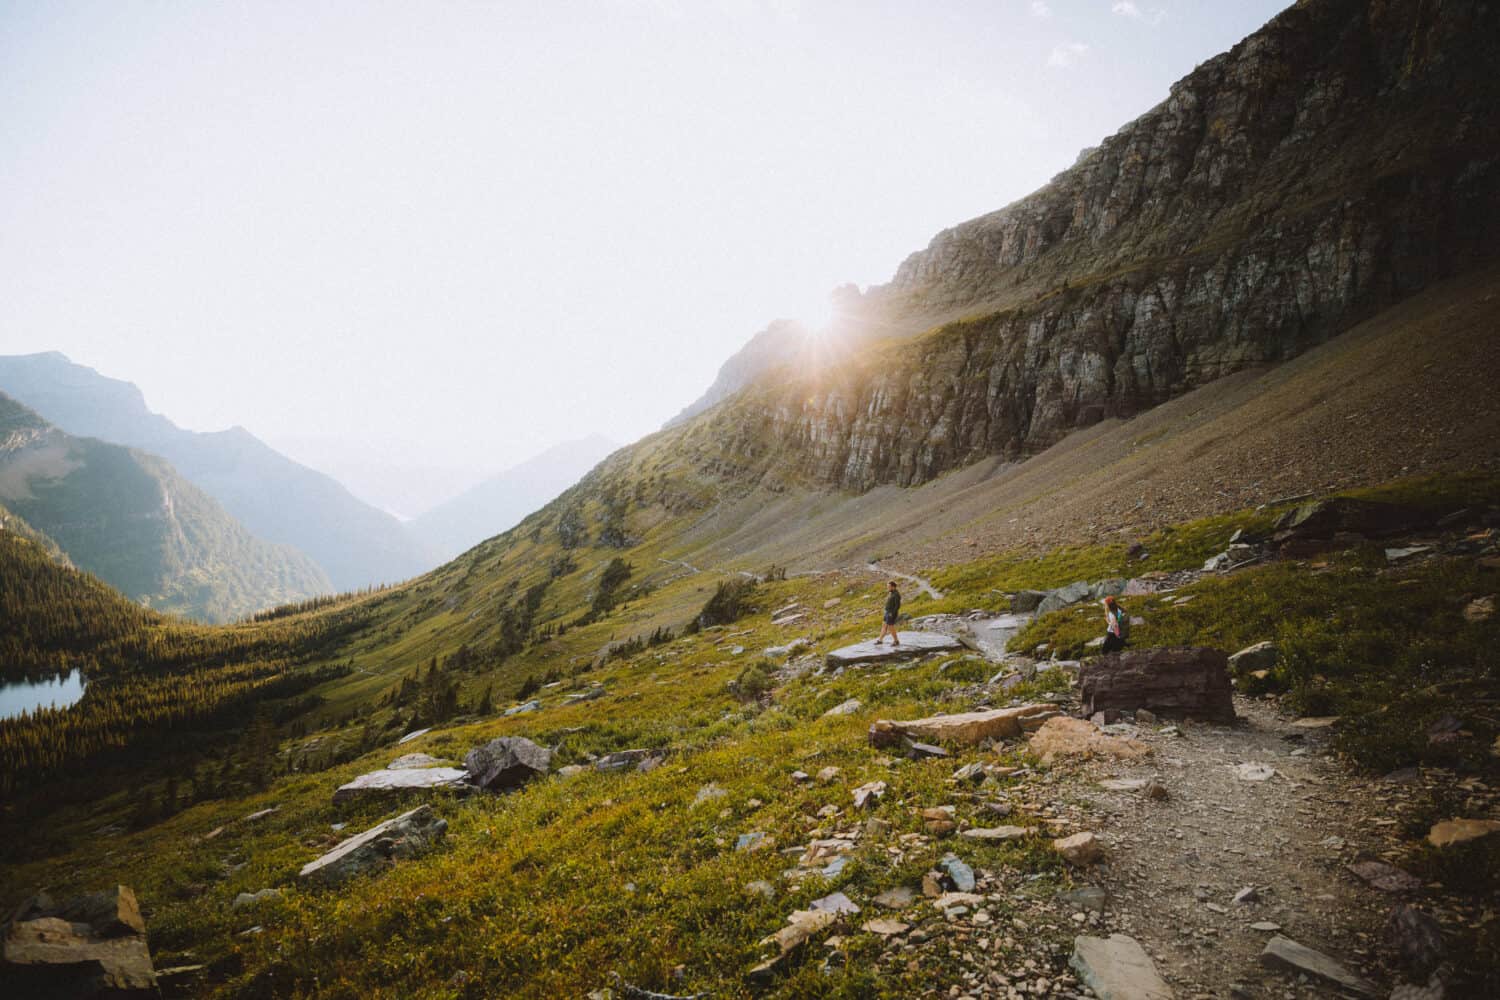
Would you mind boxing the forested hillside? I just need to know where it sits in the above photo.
[0,392,331,622]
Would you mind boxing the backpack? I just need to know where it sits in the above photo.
[1115,606,1131,640]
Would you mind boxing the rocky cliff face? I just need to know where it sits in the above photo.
[658,0,1499,493]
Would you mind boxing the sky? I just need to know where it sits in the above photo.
[1,0,1288,518]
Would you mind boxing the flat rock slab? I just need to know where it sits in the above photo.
[1260,934,1376,996]
[826,631,963,666]
[300,805,448,886]
[869,703,1059,748]
[1071,933,1173,999]
[333,767,469,803]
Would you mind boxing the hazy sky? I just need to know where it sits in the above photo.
[1,0,1287,517]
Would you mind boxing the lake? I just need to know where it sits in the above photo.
[0,669,86,720]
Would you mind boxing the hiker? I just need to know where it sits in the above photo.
[878,580,902,645]
[1102,595,1128,653]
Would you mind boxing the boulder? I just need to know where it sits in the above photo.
[1,885,158,997]
[1227,641,1278,674]
[1011,590,1048,612]
[1260,934,1376,996]
[231,888,281,911]
[1387,905,1444,979]
[1037,581,1093,615]
[299,805,448,886]
[332,767,469,803]
[822,698,862,717]
[869,703,1059,748]
[1028,717,1150,765]
[825,631,963,667]
[464,736,551,791]
[1275,497,1425,542]
[1070,933,1173,1000]
[1078,647,1235,723]
[593,748,662,773]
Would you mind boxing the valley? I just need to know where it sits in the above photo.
[2,0,1498,997]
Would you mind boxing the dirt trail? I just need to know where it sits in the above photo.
[868,561,945,600]
[1056,697,1391,997]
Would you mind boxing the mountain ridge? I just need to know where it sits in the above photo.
[0,391,331,622]
[0,353,435,590]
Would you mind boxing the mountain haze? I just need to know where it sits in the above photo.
[0,392,330,622]
[407,434,618,562]
[0,353,434,590]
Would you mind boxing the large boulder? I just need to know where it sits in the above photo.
[1274,498,1425,542]
[332,767,469,804]
[300,804,448,886]
[825,631,963,667]
[1079,647,1235,723]
[464,736,551,791]
[869,704,1060,748]
[1037,581,1093,615]
[1,885,158,997]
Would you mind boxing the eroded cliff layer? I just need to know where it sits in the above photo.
[667,0,1499,492]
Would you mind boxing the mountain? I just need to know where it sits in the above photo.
[407,435,618,562]
[4,3,1500,997]
[0,353,434,590]
[0,392,331,622]
[670,0,1498,490]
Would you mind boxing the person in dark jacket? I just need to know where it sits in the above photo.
[879,581,902,645]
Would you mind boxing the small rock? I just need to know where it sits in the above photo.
[816,766,841,784]
[962,826,1031,843]
[1054,832,1104,865]
[746,880,775,899]
[1386,905,1444,979]
[1347,860,1424,893]
[693,783,728,806]
[1232,886,1260,905]
[1426,818,1500,847]
[809,891,859,915]
[939,855,976,892]
[736,832,768,852]
[1250,921,1281,932]
[1463,595,1495,622]
[823,698,862,717]
[1058,887,1107,913]
[1135,709,1157,725]
[231,888,281,911]
[851,781,887,810]
[861,918,909,936]
[873,886,915,909]
[1260,934,1376,996]
[1227,641,1278,674]
[1232,762,1276,781]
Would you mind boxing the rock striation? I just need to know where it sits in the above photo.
[655,0,1500,495]
[1079,647,1235,723]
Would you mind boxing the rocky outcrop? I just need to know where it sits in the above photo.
[464,736,551,791]
[1,885,158,997]
[299,805,448,886]
[656,0,1500,494]
[869,704,1059,748]
[1079,647,1235,723]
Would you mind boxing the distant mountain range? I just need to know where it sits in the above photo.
[0,352,433,591]
[0,392,330,622]
[407,434,617,562]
